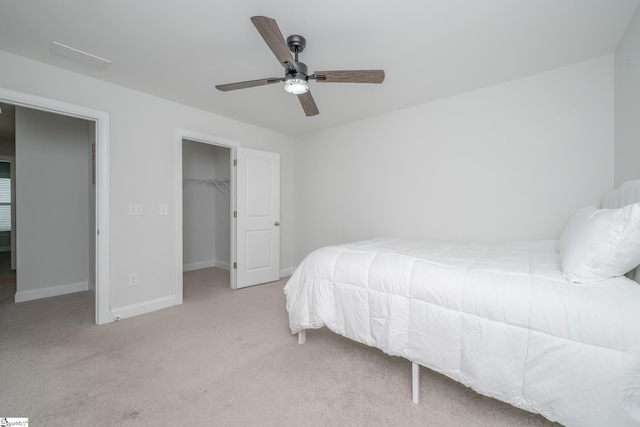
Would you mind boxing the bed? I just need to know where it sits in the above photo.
[284,180,640,427]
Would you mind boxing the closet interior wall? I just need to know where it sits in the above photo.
[182,140,231,272]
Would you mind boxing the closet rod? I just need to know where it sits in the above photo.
[183,177,230,196]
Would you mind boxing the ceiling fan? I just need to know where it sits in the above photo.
[215,16,385,117]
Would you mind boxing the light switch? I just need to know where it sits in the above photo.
[129,204,143,216]
[128,273,138,287]
[159,204,168,216]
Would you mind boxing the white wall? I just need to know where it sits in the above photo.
[182,140,230,271]
[615,6,640,186]
[0,50,295,314]
[294,55,614,262]
[15,107,91,299]
[0,45,620,315]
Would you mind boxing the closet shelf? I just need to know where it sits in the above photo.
[183,177,230,195]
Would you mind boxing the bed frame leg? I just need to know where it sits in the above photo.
[298,330,306,345]
[412,361,419,404]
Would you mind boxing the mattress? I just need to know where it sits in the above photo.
[284,238,640,427]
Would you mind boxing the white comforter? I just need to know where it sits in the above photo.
[284,238,640,427]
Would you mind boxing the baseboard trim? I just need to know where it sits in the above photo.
[185,262,294,277]
[110,295,176,321]
[214,260,230,270]
[183,260,215,272]
[280,266,295,277]
[15,281,89,303]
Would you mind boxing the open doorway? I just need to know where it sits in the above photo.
[174,130,238,303]
[0,103,95,312]
[0,88,110,325]
[174,129,282,302]
[0,104,16,304]
[13,107,94,305]
[182,139,232,297]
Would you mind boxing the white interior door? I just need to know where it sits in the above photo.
[235,147,280,288]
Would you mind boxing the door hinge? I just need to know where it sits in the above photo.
[234,159,237,166]
[233,262,237,269]
[234,211,237,218]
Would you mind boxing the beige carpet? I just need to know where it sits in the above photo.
[0,267,559,426]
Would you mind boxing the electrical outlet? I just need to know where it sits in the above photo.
[129,204,143,216]
[128,273,138,287]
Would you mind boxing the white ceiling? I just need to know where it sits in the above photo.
[0,0,638,136]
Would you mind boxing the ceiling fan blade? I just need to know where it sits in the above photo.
[215,77,283,92]
[297,91,319,116]
[314,70,385,84]
[250,16,293,68]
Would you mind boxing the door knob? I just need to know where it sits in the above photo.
[274,221,280,226]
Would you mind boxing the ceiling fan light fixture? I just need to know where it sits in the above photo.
[284,78,308,95]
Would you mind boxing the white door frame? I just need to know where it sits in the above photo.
[0,87,110,325]
[174,129,239,300]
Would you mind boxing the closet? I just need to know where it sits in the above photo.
[182,139,231,273]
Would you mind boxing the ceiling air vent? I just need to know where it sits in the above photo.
[51,41,111,70]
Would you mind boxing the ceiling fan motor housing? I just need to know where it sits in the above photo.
[286,61,308,81]
[287,35,306,53]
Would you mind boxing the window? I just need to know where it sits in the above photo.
[0,161,11,232]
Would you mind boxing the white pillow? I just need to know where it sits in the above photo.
[557,205,597,254]
[560,203,640,283]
